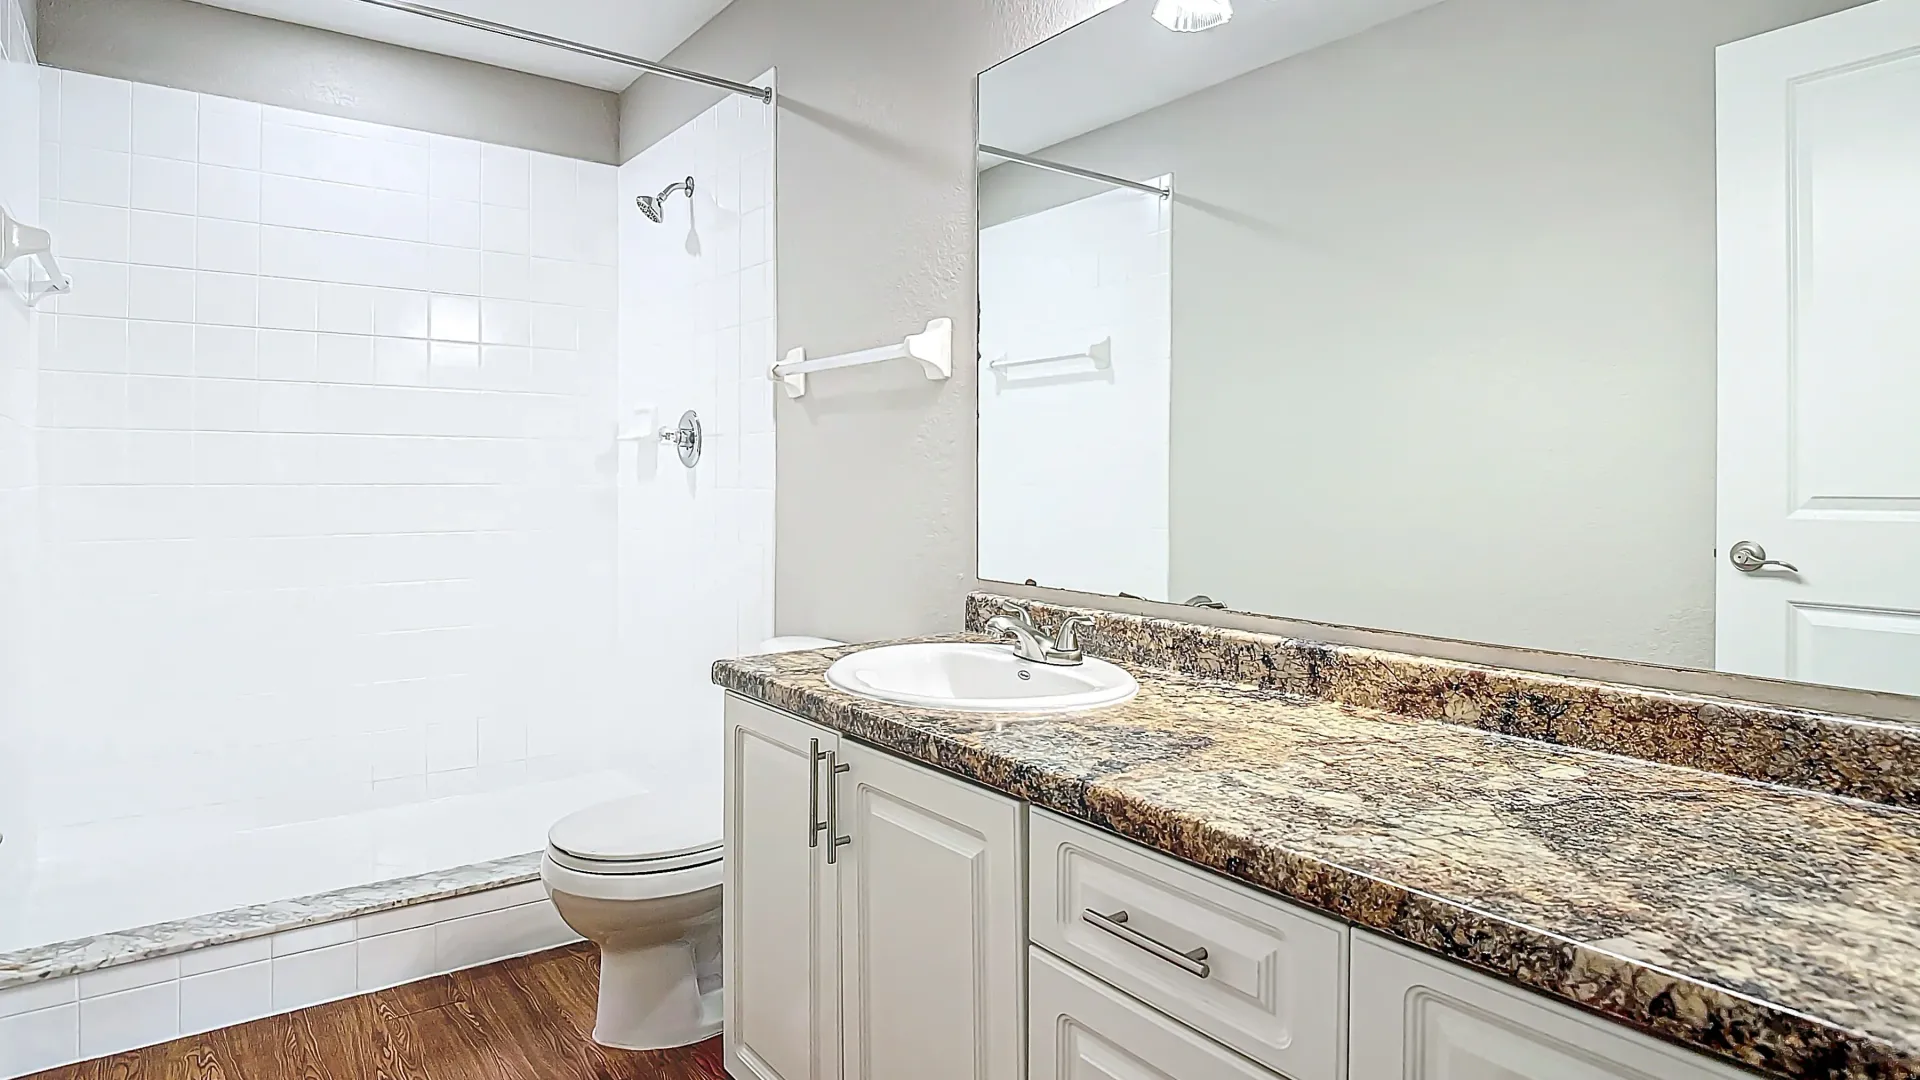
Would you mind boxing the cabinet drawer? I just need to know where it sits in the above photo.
[1029,810,1346,1080]
[1348,932,1753,1080]
[1031,947,1281,1080]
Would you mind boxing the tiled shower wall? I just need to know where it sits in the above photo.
[30,68,622,832]
[0,0,42,914]
[615,83,777,798]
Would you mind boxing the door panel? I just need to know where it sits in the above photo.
[1348,933,1750,1080]
[1717,0,1920,692]
[723,695,840,1080]
[1030,948,1276,1080]
[837,742,1025,1080]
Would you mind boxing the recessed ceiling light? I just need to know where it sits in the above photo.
[1152,0,1233,32]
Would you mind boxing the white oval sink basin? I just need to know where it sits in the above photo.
[824,643,1138,713]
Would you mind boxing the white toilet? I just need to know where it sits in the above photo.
[542,636,843,1050]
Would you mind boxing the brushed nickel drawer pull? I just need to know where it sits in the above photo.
[809,739,828,849]
[1083,908,1211,978]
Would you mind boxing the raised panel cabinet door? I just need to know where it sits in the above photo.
[1349,933,1752,1080]
[1030,947,1284,1080]
[723,695,841,1080]
[836,741,1027,1080]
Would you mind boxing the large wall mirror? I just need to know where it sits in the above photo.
[975,0,1920,700]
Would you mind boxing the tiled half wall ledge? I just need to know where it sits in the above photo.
[0,852,575,1078]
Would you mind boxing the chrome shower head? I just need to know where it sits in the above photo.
[636,176,696,223]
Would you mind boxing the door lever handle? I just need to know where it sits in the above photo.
[1729,541,1799,574]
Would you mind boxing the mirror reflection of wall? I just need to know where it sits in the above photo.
[977,0,1920,698]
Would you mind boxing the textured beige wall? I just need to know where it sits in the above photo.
[37,0,619,161]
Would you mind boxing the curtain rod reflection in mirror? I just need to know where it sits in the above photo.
[348,0,775,103]
[978,144,1171,199]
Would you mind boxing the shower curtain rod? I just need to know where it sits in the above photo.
[978,144,1170,199]
[349,0,774,104]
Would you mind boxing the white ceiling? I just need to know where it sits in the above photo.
[182,0,738,91]
[980,0,1449,155]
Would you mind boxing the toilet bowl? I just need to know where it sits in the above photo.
[545,635,844,1050]
[541,793,724,1050]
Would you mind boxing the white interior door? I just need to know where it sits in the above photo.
[1717,0,1920,695]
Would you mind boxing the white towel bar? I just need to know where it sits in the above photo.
[771,318,952,399]
[0,205,73,306]
[988,338,1112,372]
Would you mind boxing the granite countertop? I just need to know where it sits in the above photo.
[713,637,1920,1080]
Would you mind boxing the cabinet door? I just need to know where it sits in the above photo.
[836,741,1026,1080]
[1349,933,1752,1080]
[723,695,841,1080]
[1031,947,1283,1080]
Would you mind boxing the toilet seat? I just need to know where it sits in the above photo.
[543,793,722,898]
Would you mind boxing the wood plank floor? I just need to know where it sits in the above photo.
[30,943,728,1080]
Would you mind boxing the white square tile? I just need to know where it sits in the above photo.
[78,980,178,1058]
[479,144,529,208]
[429,199,480,248]
[373,337,429,385]
[318,284,375,334]
[198,164,261,221]
[130,210,197,267]
[367,727,425,782]
[197,218,259,274]
[435,901,574,973]
[199,96,262,169]
[196,325,258,378]
[372,289,429,339]
[56,201,127,261]
[126,374,194,430]
[477,717,526,764]
[259,329,319,381]
[52,314,129,373]
[196,271,258,326]
[60,145,131,206]
[128,265,196,323]
[430,135,481,202]
[132,84,199,161]
[316,333,375,383]
[270,942,356,1011]
[179,960,271,1035]
[40,67,62,143]
[425,717,477,772]
[42,371,125,429]
[61,70,132,153]
[429,246,480,296]
[355,927,437,991]
[479,299,529,346]
[259,277,318,331]
[0,977,76,1020]
[178,937,273,977]
[59,259,131,318]
[126,430,196,484]
[129,321,196,375]
[479,204,528,254]
[0,1003,79,1078]
[429,295,479,343]
[480,253,529,300]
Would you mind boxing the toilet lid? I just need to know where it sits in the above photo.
[548,794,721,866]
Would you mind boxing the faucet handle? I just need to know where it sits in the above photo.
[993,598,1035,625]
[1054,615,1094,655]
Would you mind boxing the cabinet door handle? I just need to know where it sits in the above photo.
[825,751,852,864]
[1082,909,1211,979]
[808,739,829,848]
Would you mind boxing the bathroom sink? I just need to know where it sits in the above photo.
[824,643,1138,713]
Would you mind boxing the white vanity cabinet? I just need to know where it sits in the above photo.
[723,695,1026,1080]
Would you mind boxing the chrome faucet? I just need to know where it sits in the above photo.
[984,601,1095,666]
